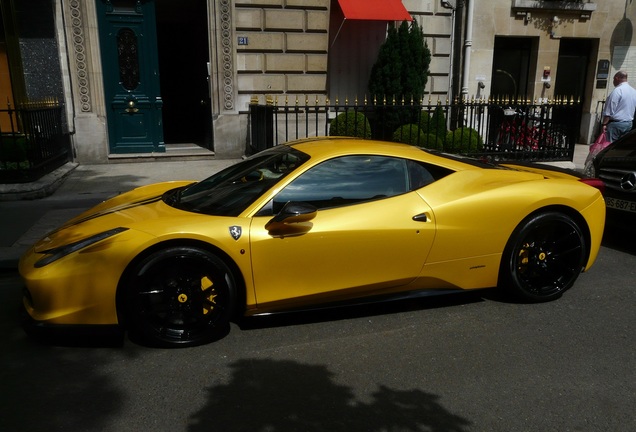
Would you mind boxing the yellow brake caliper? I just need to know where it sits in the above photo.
[201,276,218,315]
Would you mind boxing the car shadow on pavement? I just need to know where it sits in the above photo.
[0,273,135,432]
[189,358,472,432]
[3,272,473,432]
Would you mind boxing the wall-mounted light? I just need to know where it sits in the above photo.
[550,16,560,38]
[516,11,530,25]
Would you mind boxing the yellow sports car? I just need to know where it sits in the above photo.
[19,138,605,347]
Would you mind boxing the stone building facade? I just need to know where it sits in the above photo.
[1,0,456,164]
[1,0,633,168]
[465,0,631,143]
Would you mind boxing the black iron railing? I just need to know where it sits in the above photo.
[0,100,72,183]
[248,95,581,163]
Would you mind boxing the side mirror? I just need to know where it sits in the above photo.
[265,201,317,230]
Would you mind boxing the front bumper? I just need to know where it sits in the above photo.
[21,297,124,346]
[19,229,157,326]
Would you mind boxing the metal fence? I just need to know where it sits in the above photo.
[0,100,72,183]
[248,95,581,163]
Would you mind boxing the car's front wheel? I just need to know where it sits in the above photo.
[500,212,586,302]
[124,246,236,347]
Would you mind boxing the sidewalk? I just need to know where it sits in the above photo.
[0,144,590,270]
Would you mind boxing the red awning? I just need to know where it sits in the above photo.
[337,0,412,21]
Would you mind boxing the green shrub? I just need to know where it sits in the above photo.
[0,135,28,163]
[392,124,425,145]
[329,111,372,138]
[431,106,448,136]
[445,127,484,153]
[418,111,432,131]
[421,133,444,150]
[419,106,447,138]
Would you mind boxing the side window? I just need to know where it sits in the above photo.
[406,160,453,189]
[407,160,434,189]
[273,156,409,211]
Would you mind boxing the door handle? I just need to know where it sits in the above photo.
[412,213,428,222]
[125,100,138,113]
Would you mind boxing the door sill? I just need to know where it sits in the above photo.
[109,143,215,163]
[165,143,214,156]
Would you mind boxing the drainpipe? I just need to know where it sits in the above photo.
[461,0,474,99]
[440,1,456,102]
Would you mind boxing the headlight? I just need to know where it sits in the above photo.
[583,159,596,178]
[34,227,129,268]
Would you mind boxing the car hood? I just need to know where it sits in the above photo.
[33,181,194,253]
[598,135,636,165]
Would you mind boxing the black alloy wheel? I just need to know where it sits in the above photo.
[500,212,586,302]
[125,246,236,347]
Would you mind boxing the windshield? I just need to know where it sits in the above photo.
[165,145,309,216]
[603,130,636,158]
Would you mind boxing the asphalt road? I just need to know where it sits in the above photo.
[0,230,634,432]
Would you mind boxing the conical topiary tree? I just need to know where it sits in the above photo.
[368,20,431,101]
[368,20,431,138]
[368,24,402,101]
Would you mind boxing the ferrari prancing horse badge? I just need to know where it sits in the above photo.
[229,226,242,240]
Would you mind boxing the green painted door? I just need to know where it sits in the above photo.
[97,0,164,154]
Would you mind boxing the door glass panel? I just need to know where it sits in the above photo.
[273,156,410,211]
[110,0,138,13]
[117,28,140,90]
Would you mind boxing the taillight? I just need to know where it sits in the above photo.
[579,178,606,195]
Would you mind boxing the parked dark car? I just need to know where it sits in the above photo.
[585,129,636,229]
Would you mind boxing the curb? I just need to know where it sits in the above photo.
[0,255,21,272]
[0,162,78,201]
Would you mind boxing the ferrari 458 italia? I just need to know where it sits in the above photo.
[20,138,606,347]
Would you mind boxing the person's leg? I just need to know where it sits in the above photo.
[606,122,631,141]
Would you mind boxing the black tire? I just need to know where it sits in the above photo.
[125,246,236,347]
[499,212,586,302]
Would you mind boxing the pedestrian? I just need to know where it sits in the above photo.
[602,70,636,142]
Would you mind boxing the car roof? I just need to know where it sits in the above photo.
[284,137,477,171]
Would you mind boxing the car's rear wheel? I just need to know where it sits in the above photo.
[125,246,236,347]
[500,212,586,302]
